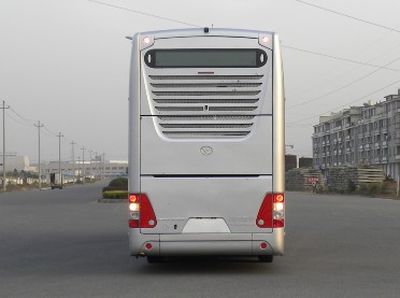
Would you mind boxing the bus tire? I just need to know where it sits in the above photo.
[258,255,273,263]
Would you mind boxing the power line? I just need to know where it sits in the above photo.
[6,103,101,166]
[9,107,35,124]
[8,106,58,137]
[9,105,71,142]
[88,0,200,27]
[6,112,33,128]
[282,44,399,71]
[295,0,400,34]
[43,126,58,137]
[9,105,68,138]
[287,54,400,109]
[289,32,400,98]
[88,0,400,134]
[287,78,400,125]
[40,127,56,138]
[89,0,400,73]
[8,106,62,139]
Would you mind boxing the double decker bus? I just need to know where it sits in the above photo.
[128,28,285,263]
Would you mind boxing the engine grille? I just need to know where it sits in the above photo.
[148,74,264,138]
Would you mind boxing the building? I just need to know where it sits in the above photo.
[285,154,297,172]
[312,89,400,180]
[0,155,31,173]
[39,160,128,178]
[299,157,313,168]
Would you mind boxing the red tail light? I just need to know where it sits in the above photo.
[128,193,157,228]
[273,218,285,228]
[256,193,285,228]
[256,193,273,228]
[272,193,285,228]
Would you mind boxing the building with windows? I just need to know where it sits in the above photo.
[312,89,400,180]
[39,160,128,178]
[0,155,32,173]
[285,154,297,172]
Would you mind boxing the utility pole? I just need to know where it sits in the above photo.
[96,151,100,180]
[81,146,85,184]
[1,100,10,191]
[102,153,106,180]
[34,121,44,189]
[70,141,76,182]
[57,132,64,187]
[99,153,102,180]
[89,150,92,178]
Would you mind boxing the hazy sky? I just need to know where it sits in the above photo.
[1,0,400,162]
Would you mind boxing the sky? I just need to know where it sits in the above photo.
[1,0,400,163]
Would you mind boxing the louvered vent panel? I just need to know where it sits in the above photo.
[148,74,264,138]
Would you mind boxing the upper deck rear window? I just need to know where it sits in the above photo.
[144,49,267,68]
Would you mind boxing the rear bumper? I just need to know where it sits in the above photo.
[128,229,284,257]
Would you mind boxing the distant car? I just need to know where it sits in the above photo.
[50,173,63,190]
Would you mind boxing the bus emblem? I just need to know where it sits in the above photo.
[200,146,213,156]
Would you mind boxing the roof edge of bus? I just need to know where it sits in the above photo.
[132,28,276,39]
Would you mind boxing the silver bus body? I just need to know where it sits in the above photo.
[128,28,285,261]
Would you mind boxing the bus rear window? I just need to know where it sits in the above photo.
[144,49,267,68]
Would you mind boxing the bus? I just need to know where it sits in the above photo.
[127,28,285,263]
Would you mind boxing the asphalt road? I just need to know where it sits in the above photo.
[1,182,399,298]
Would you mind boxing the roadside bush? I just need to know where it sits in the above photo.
[315,183,324,193]
[347,179,356,193]
[345,181,398,198]
[384,175,395,182]
[381,181,396,195]
[102,177,128,193]
[102,190,128,199]
[108,177,128,189]
[102,186,125,192]
[367,183,382,196]
[327,186,339,193]
[358,183,367,194]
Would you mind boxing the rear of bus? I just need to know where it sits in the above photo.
[128,28,285,262]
